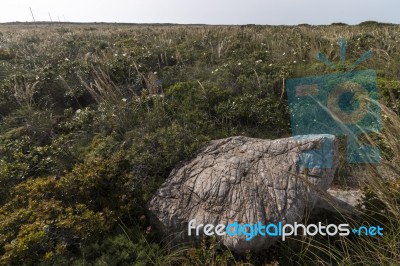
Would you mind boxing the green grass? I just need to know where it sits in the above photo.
[0,22,399,265]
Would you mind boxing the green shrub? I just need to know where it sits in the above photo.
[0,155,137,265]
[0,23,400,265]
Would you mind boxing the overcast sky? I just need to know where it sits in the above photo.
[0,0,399,25]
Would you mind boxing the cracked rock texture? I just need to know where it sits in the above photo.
[148,135,338,253]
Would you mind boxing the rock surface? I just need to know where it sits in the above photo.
[313,189,362,216]
[148,135,339,253]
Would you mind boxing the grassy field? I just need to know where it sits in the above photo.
[0,22,399,265]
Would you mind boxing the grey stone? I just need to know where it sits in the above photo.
[312,189,362,216]
[148,135,339,253]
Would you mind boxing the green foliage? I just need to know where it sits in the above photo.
[186,238,236,265]
[0,48,15,60]
[0,23,399,265]
[378,78,400,113]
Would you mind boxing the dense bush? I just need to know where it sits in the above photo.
[0,23,399,265]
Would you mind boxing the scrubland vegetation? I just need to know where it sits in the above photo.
[0,22,399,265]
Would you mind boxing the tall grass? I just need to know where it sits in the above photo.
[0,22,399,265]
[280,102,400,265]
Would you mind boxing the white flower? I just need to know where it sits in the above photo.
[122,98,127,102]
[238,62,242,66]
[255,60,263,64]
[122,53,127,57]
[293,61,297,64]
[76,109,81,114]
[282,52,286,56]
[153,71,157,75]
[269,63,273,67]
[65,58,69,61]
[114,53,118,56]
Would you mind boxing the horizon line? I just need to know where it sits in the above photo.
[0,20,398,27]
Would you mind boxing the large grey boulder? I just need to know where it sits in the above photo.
[148,135,338,253]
